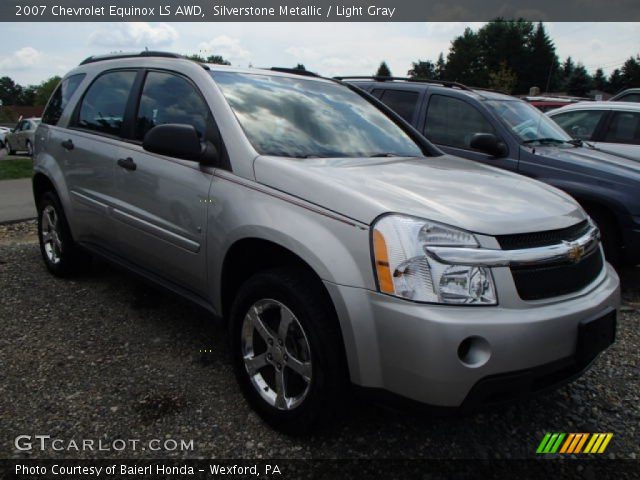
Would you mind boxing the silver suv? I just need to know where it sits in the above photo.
[33,52,620,433]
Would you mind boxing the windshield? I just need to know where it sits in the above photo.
[486,100,572,144]
[212,72,424,158]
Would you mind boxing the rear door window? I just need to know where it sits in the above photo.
[603,111,640,144]
[425,94,495,149]
[74,70,137,137]
[377,89,419,122]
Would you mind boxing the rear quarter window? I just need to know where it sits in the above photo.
[377,89,419,122]
[42,74,86,126]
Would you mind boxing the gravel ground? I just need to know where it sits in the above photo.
[1,220,638,460]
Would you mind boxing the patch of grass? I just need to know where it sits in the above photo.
[0,158,33,180]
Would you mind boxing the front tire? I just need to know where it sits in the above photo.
[26,140,33,157]
[37,191,90,276]
[7,140,16,155]
[230,267,347,434]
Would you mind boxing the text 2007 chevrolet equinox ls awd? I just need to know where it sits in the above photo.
[33,52,620,433]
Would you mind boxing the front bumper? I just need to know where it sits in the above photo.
[324,263,620,408]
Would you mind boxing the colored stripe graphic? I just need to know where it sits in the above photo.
[537,433,613,454]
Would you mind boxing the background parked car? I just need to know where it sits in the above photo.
[610,88,640,102]
[549,102,640,161]
[343,76,640,266]
[5,117,41,156]
[0,126,10,149]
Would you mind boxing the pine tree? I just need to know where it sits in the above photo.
[435,53,446,80]
[566,63,592,97]
[608,69,624,94]
[592,68,608,92]
[375,61,392,77]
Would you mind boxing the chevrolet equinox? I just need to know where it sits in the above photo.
[33,52,620,433]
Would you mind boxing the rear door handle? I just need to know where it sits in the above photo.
[61,139,74,151]
[117,157,137,171]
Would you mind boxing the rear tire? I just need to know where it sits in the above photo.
[37,190,90,276]
[229,267,347,434]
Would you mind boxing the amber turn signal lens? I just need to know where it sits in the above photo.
[373,230,395,294]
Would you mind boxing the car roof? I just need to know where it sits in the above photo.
[549,101,640,115]
[347,78,518,102]
[71,51,336,85]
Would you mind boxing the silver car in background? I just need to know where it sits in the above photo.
[6,117,41,156]
[33,52,620,433]
[549,102,640,161]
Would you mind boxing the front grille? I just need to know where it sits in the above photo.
[511,249,604,300]
[497,220,590,250]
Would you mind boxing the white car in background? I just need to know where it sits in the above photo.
[5,117,41,156]
[549,102,640,161]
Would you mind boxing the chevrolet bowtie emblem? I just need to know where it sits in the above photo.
[567,242,585,263]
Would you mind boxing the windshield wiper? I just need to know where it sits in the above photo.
[522,138,566,145]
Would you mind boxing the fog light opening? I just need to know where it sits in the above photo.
[458,336,491,368]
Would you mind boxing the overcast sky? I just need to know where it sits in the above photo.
[0,22,638,85]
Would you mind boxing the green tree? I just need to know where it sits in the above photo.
[528,22,560,92]
[407,60,435,79]
[608,68,625,94]
[35,76,61,106]
[475,19,534,92]
[445,27,484,85]
[566,64,592,97]
[0,76,23,106]
[488,61,518,93]
[293,63,306,71]
[185,53,230,65]
[206,55,231,65]
[435,53,446,80]
[18,85,37,106]
[592,68,608,92]
[375,61,392,77]
[621,55,640,88]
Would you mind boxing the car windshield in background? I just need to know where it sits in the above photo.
[486,100,572,145]
[212,72,424,159]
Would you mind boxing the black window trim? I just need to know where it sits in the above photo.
[424,93,499,154]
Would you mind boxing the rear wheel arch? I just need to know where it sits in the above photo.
[33,173,58,208]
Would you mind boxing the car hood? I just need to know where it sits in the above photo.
[254,154,585,235]
[531,144,640,178]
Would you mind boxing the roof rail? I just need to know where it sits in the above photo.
[333,76,473,91]
[270,67,321,78]
[79,51,185,66]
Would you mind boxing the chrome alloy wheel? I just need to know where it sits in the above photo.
[241,299,312,410]
[41,205,62,264]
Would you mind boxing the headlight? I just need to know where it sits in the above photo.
[372,214,496,305]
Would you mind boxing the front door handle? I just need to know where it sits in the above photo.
[117,157,137,171]
[61,139,74,151]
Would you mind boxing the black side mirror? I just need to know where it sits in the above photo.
[470,133,508,158]
[143,124,217,164]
